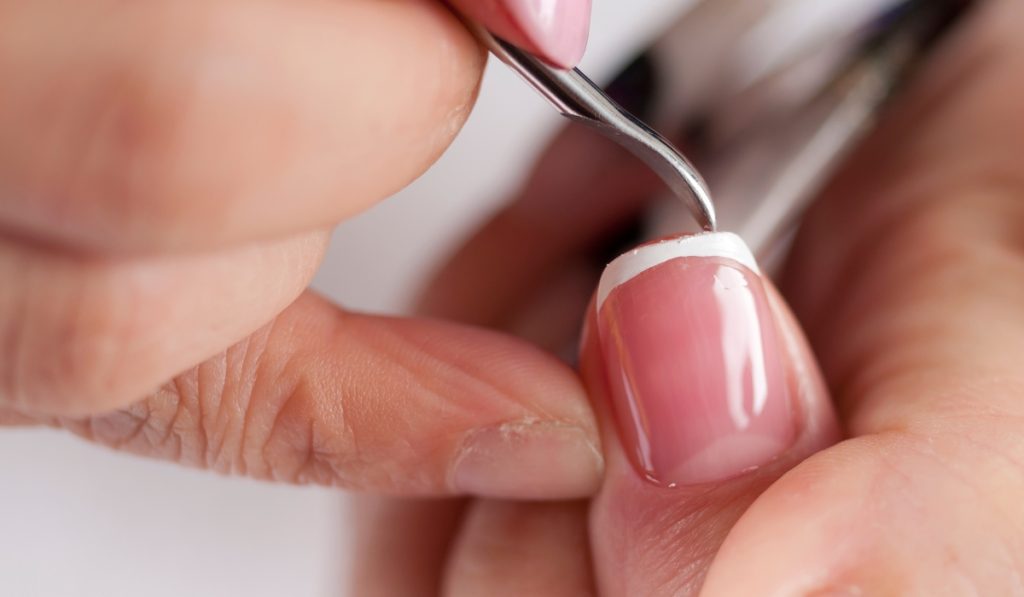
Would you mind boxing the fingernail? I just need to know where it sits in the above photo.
[452,419,603,499]
[596,233,795,487]
[503,0,592,68]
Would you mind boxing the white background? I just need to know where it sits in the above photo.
[0,2,688,596]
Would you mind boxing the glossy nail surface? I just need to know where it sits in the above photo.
[504,0,591,68]
[597,233,795,487]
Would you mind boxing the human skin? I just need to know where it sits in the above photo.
[0,0,605,500]
[4,0,1024,594]
[365,0,1024,594]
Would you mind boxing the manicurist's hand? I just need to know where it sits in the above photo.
[356,1,1024,594]
[0,0,603,500]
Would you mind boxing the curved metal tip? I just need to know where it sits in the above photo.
[591,112,718,232]
[468,23,717,231]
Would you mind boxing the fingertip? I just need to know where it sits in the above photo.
[581,233,842,594]
[594,233,797,487]
[449,0,592,68]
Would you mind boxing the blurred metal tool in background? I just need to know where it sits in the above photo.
[618,0,977,261]
[464,0,977,266]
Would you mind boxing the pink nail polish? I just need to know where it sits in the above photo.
[596,233,795,487]
[504,0,592,68]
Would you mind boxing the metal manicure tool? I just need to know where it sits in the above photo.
[463,22,719,234]
[463,0,977,263]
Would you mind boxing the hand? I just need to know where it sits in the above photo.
[0,0,603,500]
[355,0,1024,594]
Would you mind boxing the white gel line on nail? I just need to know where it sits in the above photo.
[597,232,760,311]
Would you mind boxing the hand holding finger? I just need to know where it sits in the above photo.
[581,234,840,595]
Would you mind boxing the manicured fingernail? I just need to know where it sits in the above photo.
[503,0,592,68]
[596,233,795,487]
[452,420,603,499]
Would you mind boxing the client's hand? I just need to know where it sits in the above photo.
[357,1,1024,594]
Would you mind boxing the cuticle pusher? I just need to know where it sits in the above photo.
[463,22,718,233]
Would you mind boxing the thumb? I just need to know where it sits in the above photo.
[581,233,841,595]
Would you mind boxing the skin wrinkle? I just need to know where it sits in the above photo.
[192,358,209,467]
[236,318,297,480]
[376,322,527,423]
[161,375,193,463]
[301,417,341,487]
[345,317,538,459]
[814,190,1024,423]
[208,324,261,472]
[69,315,343,485]
[321,319,404,489]
[260,378,315,485]
[109,403,151,452]
[206,325,259,475]
[797,430,1024,595]
[315,312,377,489]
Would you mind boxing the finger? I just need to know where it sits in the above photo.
[700,1,1024,593]
[0,0,483,253]
[419,124,659,330]
[0,230,327,416]
[447,0,592,68]
[349,497,467,597]
[581,234,840,596]
[0,406,36,426]
[38,292,601,498]
[504,260,598,355]
[443,500,594,597]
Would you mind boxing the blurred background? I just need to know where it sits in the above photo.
[0,1,688,595]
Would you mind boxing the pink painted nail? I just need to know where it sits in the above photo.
[503,0,592,68]
[596,233,795,488]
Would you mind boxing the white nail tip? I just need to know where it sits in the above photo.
[596,232,760,310]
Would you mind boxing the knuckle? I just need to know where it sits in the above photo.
[254,367,360,488]
[48,316,365,489]
[149,323,358,486]
[83,380,201,463]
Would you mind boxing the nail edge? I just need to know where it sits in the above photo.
[596,232,760,311]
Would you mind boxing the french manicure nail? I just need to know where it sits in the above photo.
[596,233,795,487]
[452,419,603,499]
[503,0,592,68]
